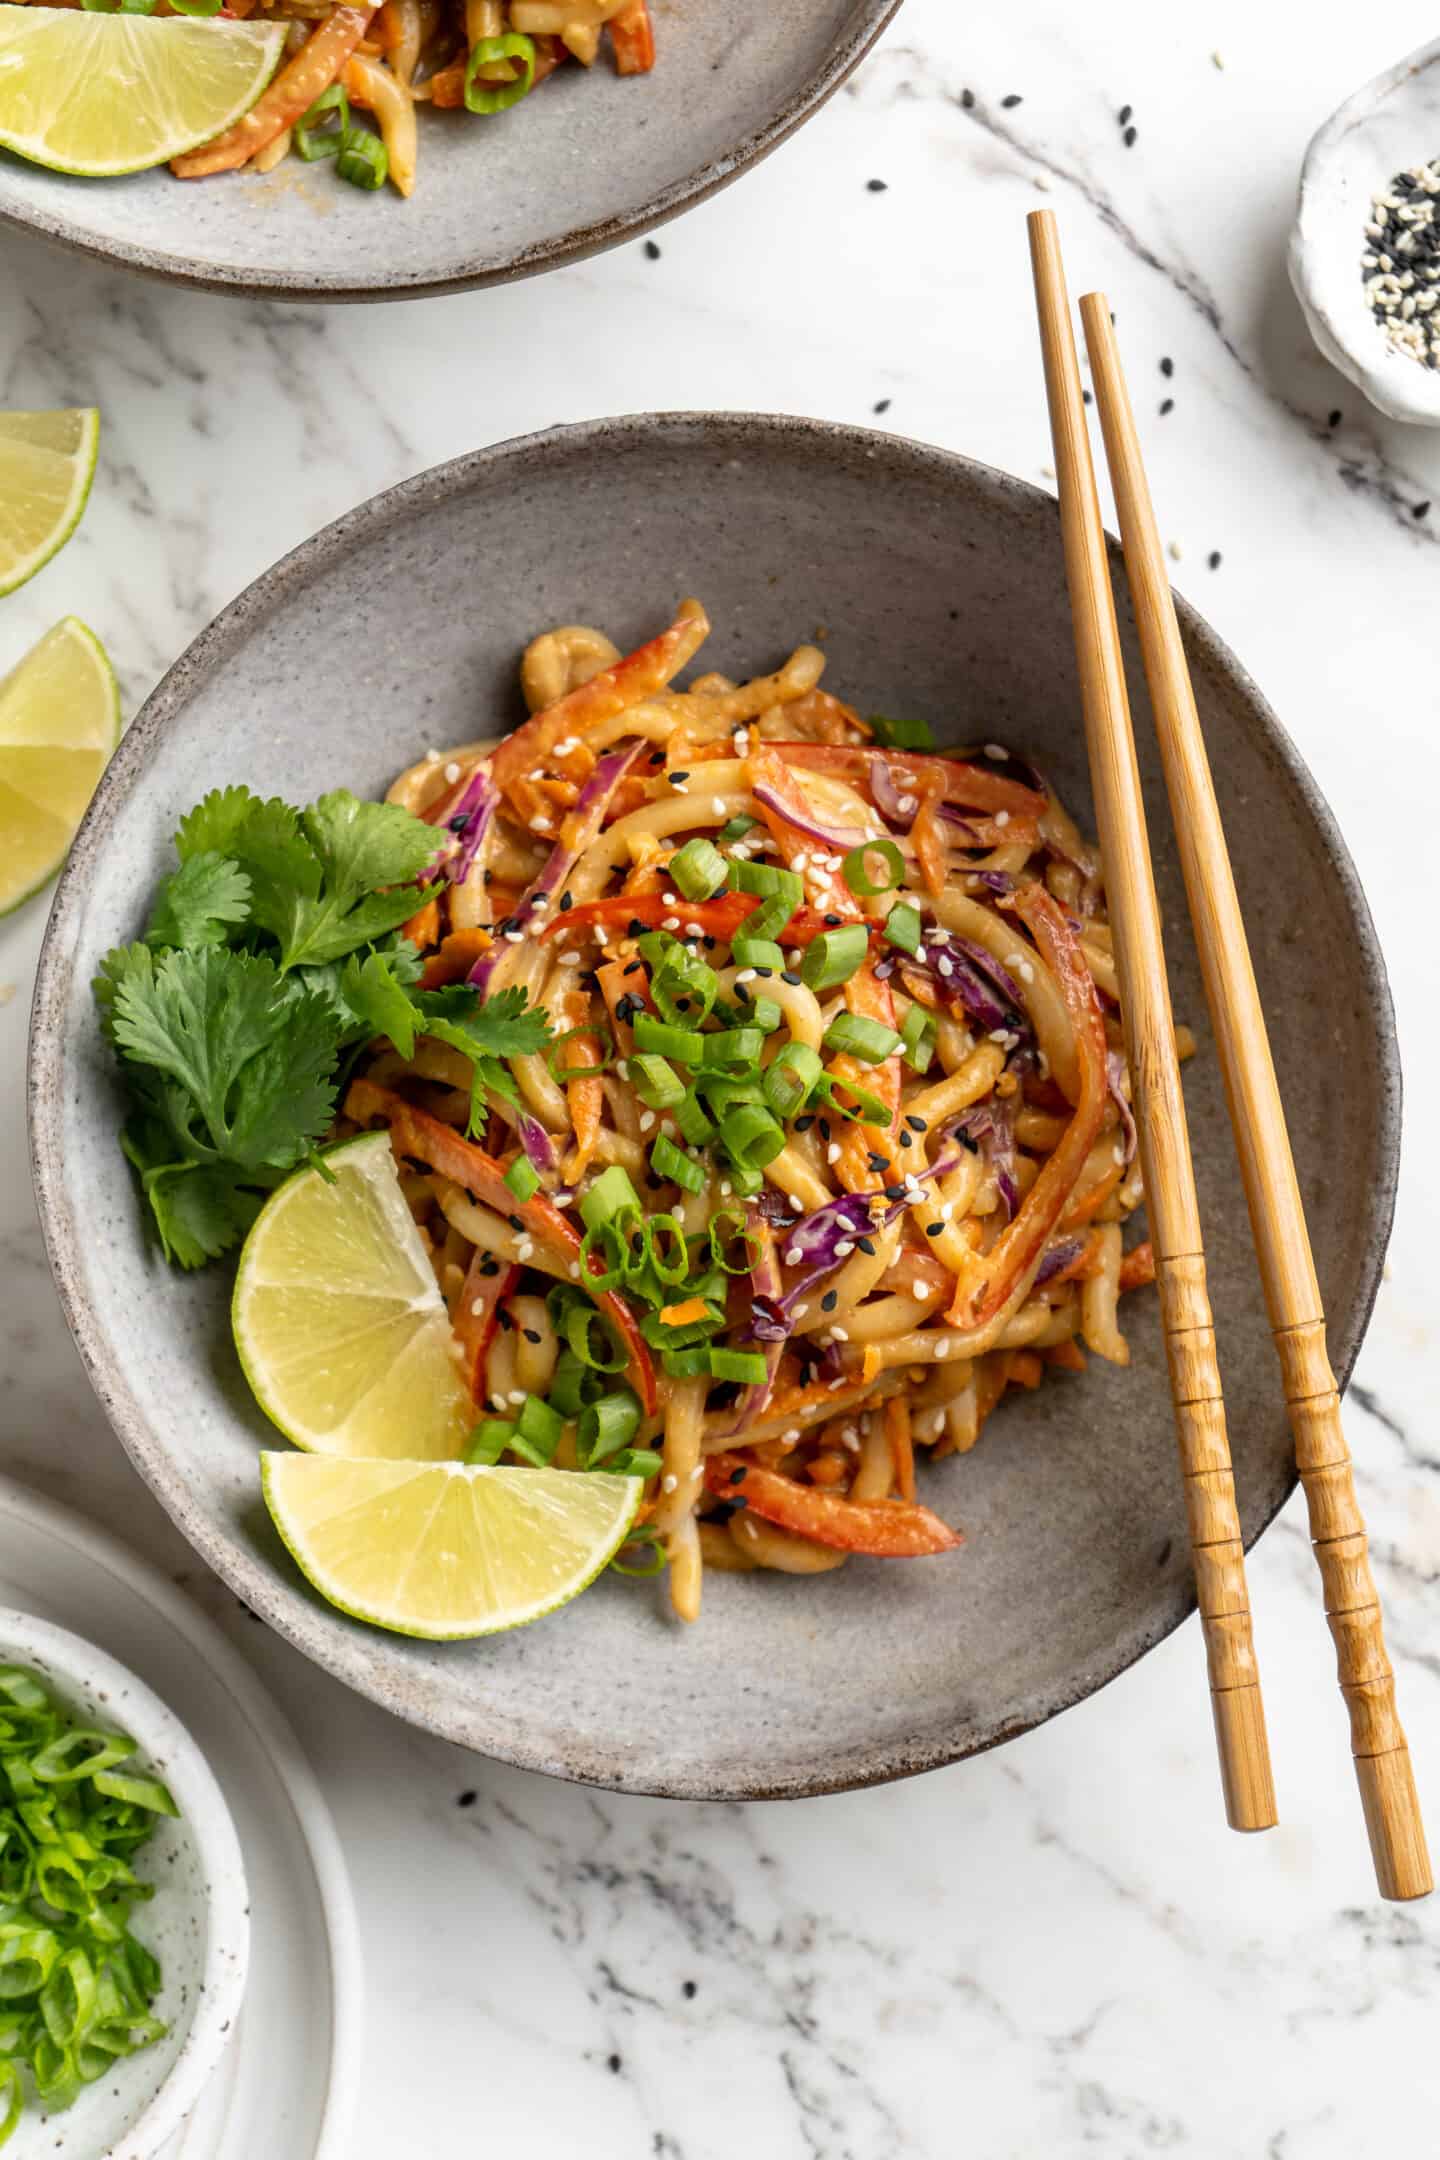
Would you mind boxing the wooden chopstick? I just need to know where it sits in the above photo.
[1079,289,1433,1901]
[1026,209,1277,1835]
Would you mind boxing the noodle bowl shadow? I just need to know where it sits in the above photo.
[28,414,1399,1800]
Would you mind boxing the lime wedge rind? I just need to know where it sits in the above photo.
[0,9,287,178]
[0,407,99,599]
[261,1456,643,1641]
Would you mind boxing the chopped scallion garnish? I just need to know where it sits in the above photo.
[650,1135,705,1193]
[883,902,922,955]
[335,124,388,190]
[801,924,869,993]
[899,1003,937,1072]
[823,1012,902,1063]
[842,838,904,896]
[669,837,727,902]
[463,29,536,113]
[719,1103,786,1171]
[504,1156,540,1203]
[868,714,936,750]
[763,1041,822,1120]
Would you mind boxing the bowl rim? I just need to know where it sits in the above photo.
[0,1605,249,2155]
[27,410,1402,1798]
[0,1,903,302]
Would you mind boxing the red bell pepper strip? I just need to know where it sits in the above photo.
[948,882,1108,1329]
[172,8,373,177]
[770,743,1045,818]
[540,890,864,948]
[705,1454,960,1557]
[747,745,854,911]
[344,1080,657,1413]
[607,0,655,72]
[452,1257,520,1404]
[489,602,710,809]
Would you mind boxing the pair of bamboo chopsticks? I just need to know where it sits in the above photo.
[1026,208,1430,1902]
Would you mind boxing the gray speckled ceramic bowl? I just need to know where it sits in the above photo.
[0,2,900,301]
[29,414,1399,1801]
[0,1610,248,2157]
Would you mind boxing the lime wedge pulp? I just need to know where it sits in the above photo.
[232,1133,476,1463]
[0,7,286,178]
[0,617,118,917]
[0,408,99,598]
[262,1455,643,1639]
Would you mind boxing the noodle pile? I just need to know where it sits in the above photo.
[341,598,1169,1621]
[167,0,653,193]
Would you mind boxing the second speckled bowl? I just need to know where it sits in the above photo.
[29,414,1398,1801]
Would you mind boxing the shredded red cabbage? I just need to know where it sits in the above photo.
[1034,1233,1088,1286]
[721,1207,785,1433]
[751,778,872,852]
[745,1148,962,1344]
[952,1098,1018,1219]
[900,925,1031,1040]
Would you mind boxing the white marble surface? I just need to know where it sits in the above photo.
[4,3,1440,2152]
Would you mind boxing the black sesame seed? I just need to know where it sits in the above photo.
[703,936,718,951]
[866,178,888,193]
[728,1466,748,1485]
[479,1257,499,1276]
[822,1291,838,1312]
[898,1131,912,1148]
[608,2055,622,2074]
[643,239,661,261]
[648,750,664,767]
[1123,125,1137,147]
[961,87,975,109]
[1208,550,1222,570]
[523,1328,542,1345]
[873,398,892,414]
[753,965,774,979]
[823,913,841,926]
[559,890,573,911]
[794,1114,815,1133]
[1159,355,1174,377]
[1001,93,1022,108]
[682,1981,697,2000]
[623,959,642,976]
[498,1308,513,1332]
[627,918,649,938]
[1159,397,1174,415]
[670,771,690,786]
[506,1213,524,1233]
[905,1114,927,1132]
[855,1236,876,1256]
[866,1152,890,1173]
[457,1790,477,1808]
[781,970,802,986]
[883,1185,906,1202]
[1414,500,1432,519]
[1118,104,1132,124]
[818,1117,832,1141]
[734,984,751,1006]
[925,1222,944,1237]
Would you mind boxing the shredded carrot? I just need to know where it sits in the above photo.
[419,928,491,989]
[607,0,654,72]
[660,1297,711,1329]
[1118,1239,1157,1293]
[401,896,442,951]
[884,1397,916,1503]
[557,988,603,1181]
[172,7,373,177]
[1043,1338,1088,1373]
[832,962,901,1193]
[1004,1349,1045,1391]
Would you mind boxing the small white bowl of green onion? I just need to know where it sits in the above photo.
[0,1609,248,2156]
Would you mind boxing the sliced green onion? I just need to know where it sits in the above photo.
[504,1156,540,1203]
[609,1524,668,1576]
[510,1394,563,1468]
[717,813,758,844]
[650,1135,705,1193]
[548,1347,598,1419]
[697,1078,762,1125]
[669,837,727,902]
[743,893,799,942]
[801,924,869,993]
[817,1073,893,1124]
[641,1304,724,1349]
[883,902,922,955]
[547,1021,613,1084]
[763,1041,822,1120]
[293,82,348,158]
[899,1003,936,1072]
[729,861,799,899]
[166,0,223,12]
[464,1419,513,1465]
[704,1026,764,1072]
[672,1088,715,1145]
[335,125,388,190]
[647,1216,690,1284]
[31,1732,133,1785]
[823,1012,902,1063]
[88,1772,176,1817]
[719,1104,786,1171]
[661,1345,712,1378]
[630,1054,684,1110]
[578,1220,628,1292]
[577,1389,640,1466]
[607,1448,663,1479]
[842,838,904,896]
[708,1209,758,1275]
[580,1166,641,1233]
[632,1013,702,1065]
[708,1347,768,1384]
[564,1304,628,1373]
[747,997,784,1034]
[731,936,784,969]
[868,714,936,750]
[726,1163,766,1198]
[463,29,536,112]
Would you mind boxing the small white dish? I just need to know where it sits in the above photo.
[0,1607,248,2159]
[1289,35,1440,424]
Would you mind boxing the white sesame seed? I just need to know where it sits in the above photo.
[712,797,727,818]
[984,742,1008,760]
[935,1340,950,1360]
[443,761,461,783]
[662,892,678,906]
[662,916,681,931]
[470,1299,485,1316]
[994,810,1010,828]
[898,794,918,816]
[787,1194,805,1213]
[834,1239,854,1258]
[782,1427,801,1444]
[424,745,441,761]
[569,1261,581,1279]
[785,1246,803,1266]
[829,1326,850,1343]
[516,1238,534,1260]
[639,1111,655,1133]
[826,1142,842,1164]
[661,1474,678,1494]
[720,1180,733,1198]
[937,955,954,978]
[736,968,756,985]
[508,1389,527,1407]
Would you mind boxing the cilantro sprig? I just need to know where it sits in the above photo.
[96,786,552,1270]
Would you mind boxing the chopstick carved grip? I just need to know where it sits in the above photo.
[1027,210,1276,1833]
[1079,284,1430,1899]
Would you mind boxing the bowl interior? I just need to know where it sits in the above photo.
[30,415,1398,1799]
[0,1609,247,2158]
[0,2,896,298]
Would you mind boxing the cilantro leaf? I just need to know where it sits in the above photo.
[106,945,339,1171]
[302,792,437,905]
[147,1165,272,1269]
[145,852,252,952]
[305,936,425,1051]
[409,985,554,1131]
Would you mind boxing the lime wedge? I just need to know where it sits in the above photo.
[0,409,100,598]
[233,1133,475,1463]
[0,618,118,917]
[262,1455,642,1639]
[0,8,286,178]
